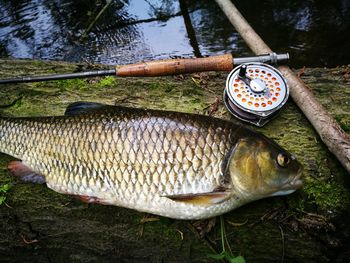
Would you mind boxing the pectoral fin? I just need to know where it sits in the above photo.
[165,189,232,206]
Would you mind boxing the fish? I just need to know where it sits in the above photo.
[0,102,303,220]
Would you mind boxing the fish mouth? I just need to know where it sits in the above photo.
[290,172,303,189]
[285,167,303,190]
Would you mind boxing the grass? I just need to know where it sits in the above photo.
[0,183,11,206]
[96,76,117,88]
[208,216,246,263]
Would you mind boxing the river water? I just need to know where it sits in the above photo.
[0,0,349,68]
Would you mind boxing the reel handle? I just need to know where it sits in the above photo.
[116,52,289,77]
[116,54,234,77]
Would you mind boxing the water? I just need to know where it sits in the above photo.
[0,0,349,68]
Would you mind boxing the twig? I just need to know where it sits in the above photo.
[223,222,233,257]
[279,225,285,263]
[220,216,226,253]
[297,66,306,78]
[100,10,188,31]
[4,201,13,209]
[139,217,160,224]
[20,234,38,245]
[226,219,248,227]
[137,213,160,237]
[208,97,221,116]
[81,0,112,40]
[295,209,328,220]
[186,222,218,255]
[342,66,350,81]
[115,95,144,104]
[248,207,282,227]
[175,229,184,240]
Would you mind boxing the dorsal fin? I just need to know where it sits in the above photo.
[64,101,108,116]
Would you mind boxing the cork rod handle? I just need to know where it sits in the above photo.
[116,54,234,77]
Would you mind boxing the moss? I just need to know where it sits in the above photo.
[1,97,61,117]
[334,114,350,132]
[96,76,117,88]
[31,60,48,67]
[143,81,176,93]
[303,179,347,211]
[11,95,23,109]
[55,79,88,91]
[298,143,350,212]
[0,183,11,205]
[182,86,203,96]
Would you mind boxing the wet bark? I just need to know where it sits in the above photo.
[0,59,349,262]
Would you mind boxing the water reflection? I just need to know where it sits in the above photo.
[0,0,349,67]
[233,0,350,67]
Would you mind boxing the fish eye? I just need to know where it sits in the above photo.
[277,153,290,167]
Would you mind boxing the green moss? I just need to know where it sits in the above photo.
[2,98,59,117]
[288,194,305,211]
[96,76,117,88]
[145,81,176,92]
[0,183,11,206]
[55,79,88,91]
[11,96,23,109]
[31,60,48,67]
[304,178,348,211]
[334,114,350,132]
[182,86,203,96]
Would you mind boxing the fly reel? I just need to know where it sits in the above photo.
[224,62,289,127]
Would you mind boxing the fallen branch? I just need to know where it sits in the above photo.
[80,0,112,40]
[215,0,350,173]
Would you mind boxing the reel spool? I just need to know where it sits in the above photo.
[224,62,288,127]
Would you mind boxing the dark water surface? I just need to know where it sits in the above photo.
[0,0,349,68]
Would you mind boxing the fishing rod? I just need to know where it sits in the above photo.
[0,53,288,84]
[0,52,290,127]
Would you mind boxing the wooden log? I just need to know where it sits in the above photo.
[214,0,350,173]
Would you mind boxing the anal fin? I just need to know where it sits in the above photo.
[164,188,232,206]
[71,194,110,205]
[8,161,45,184]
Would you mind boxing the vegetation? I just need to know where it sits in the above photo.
[208,217,246,263]
[0,183,11,206]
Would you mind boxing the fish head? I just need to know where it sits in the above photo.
[227,135,303,200]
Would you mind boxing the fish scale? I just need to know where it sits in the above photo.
[0,104,303,219]
[1,107,233,218]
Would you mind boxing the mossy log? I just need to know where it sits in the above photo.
[0,59,349,262]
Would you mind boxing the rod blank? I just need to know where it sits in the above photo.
[0,69,116,84]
